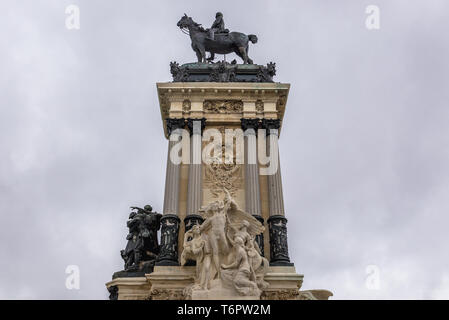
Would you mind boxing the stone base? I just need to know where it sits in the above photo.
[192,289,259,300]
[146,266,195,300]
[105,265,332,300]
[105,277,150,300]
[189,279,260,300]
[106,266,331,300]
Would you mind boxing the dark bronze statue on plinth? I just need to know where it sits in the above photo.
[177,13,258,64]
[112,205,162,279]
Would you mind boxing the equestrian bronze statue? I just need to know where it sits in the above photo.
[177,14,258,64]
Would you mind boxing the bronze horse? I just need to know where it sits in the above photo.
[177,14,258,64]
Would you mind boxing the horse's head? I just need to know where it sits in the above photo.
[177,13,203,32]
[177,13,192,29]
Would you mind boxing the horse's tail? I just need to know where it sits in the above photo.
[248,34,258,44]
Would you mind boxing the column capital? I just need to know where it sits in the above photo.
[241,118,260,131]
[166,118,186,136]
[186,118,206,136]
[261,118,281,131]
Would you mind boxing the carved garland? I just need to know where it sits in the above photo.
[204,100,243,114]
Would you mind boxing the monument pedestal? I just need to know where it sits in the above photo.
[190,282,260,300]
[106,59,333,300]
[105,277,150,300]
[106,266,307,300]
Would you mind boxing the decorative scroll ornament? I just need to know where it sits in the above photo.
[181,190,269,299]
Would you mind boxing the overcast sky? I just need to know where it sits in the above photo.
[1,0,448,299]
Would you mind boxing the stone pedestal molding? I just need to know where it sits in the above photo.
[107,77,334,300]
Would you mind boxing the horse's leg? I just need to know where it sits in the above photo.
[246,46,254,64]
[207,52,215,63]
[234,48,245,64]
[192,43,202,63]
[238,46,248,64]
[195,50,202,63]
[200,47,207,63]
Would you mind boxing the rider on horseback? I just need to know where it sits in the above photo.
[177,13,257,64]
[208,12,226,41]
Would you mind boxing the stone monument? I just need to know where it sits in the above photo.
[106,13,333,300]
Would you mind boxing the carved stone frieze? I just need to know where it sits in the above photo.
[204,100,243,114]
[148,288,186,300]
[261,289,299,300]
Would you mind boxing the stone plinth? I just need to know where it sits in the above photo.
[105,263,333,300]
[146,266,195,300]
[191,279,260,300]
[170,61,276,83]
[105,277,150,300]
[262,266,303,300]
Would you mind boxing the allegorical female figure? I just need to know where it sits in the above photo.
[221,237,260,296]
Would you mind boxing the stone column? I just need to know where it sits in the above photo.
[156,118,185,266]
[262,118,293,266]
[184,118,206,231]
[241,118,265,256]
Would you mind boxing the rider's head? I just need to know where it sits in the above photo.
[216,12,223,18]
